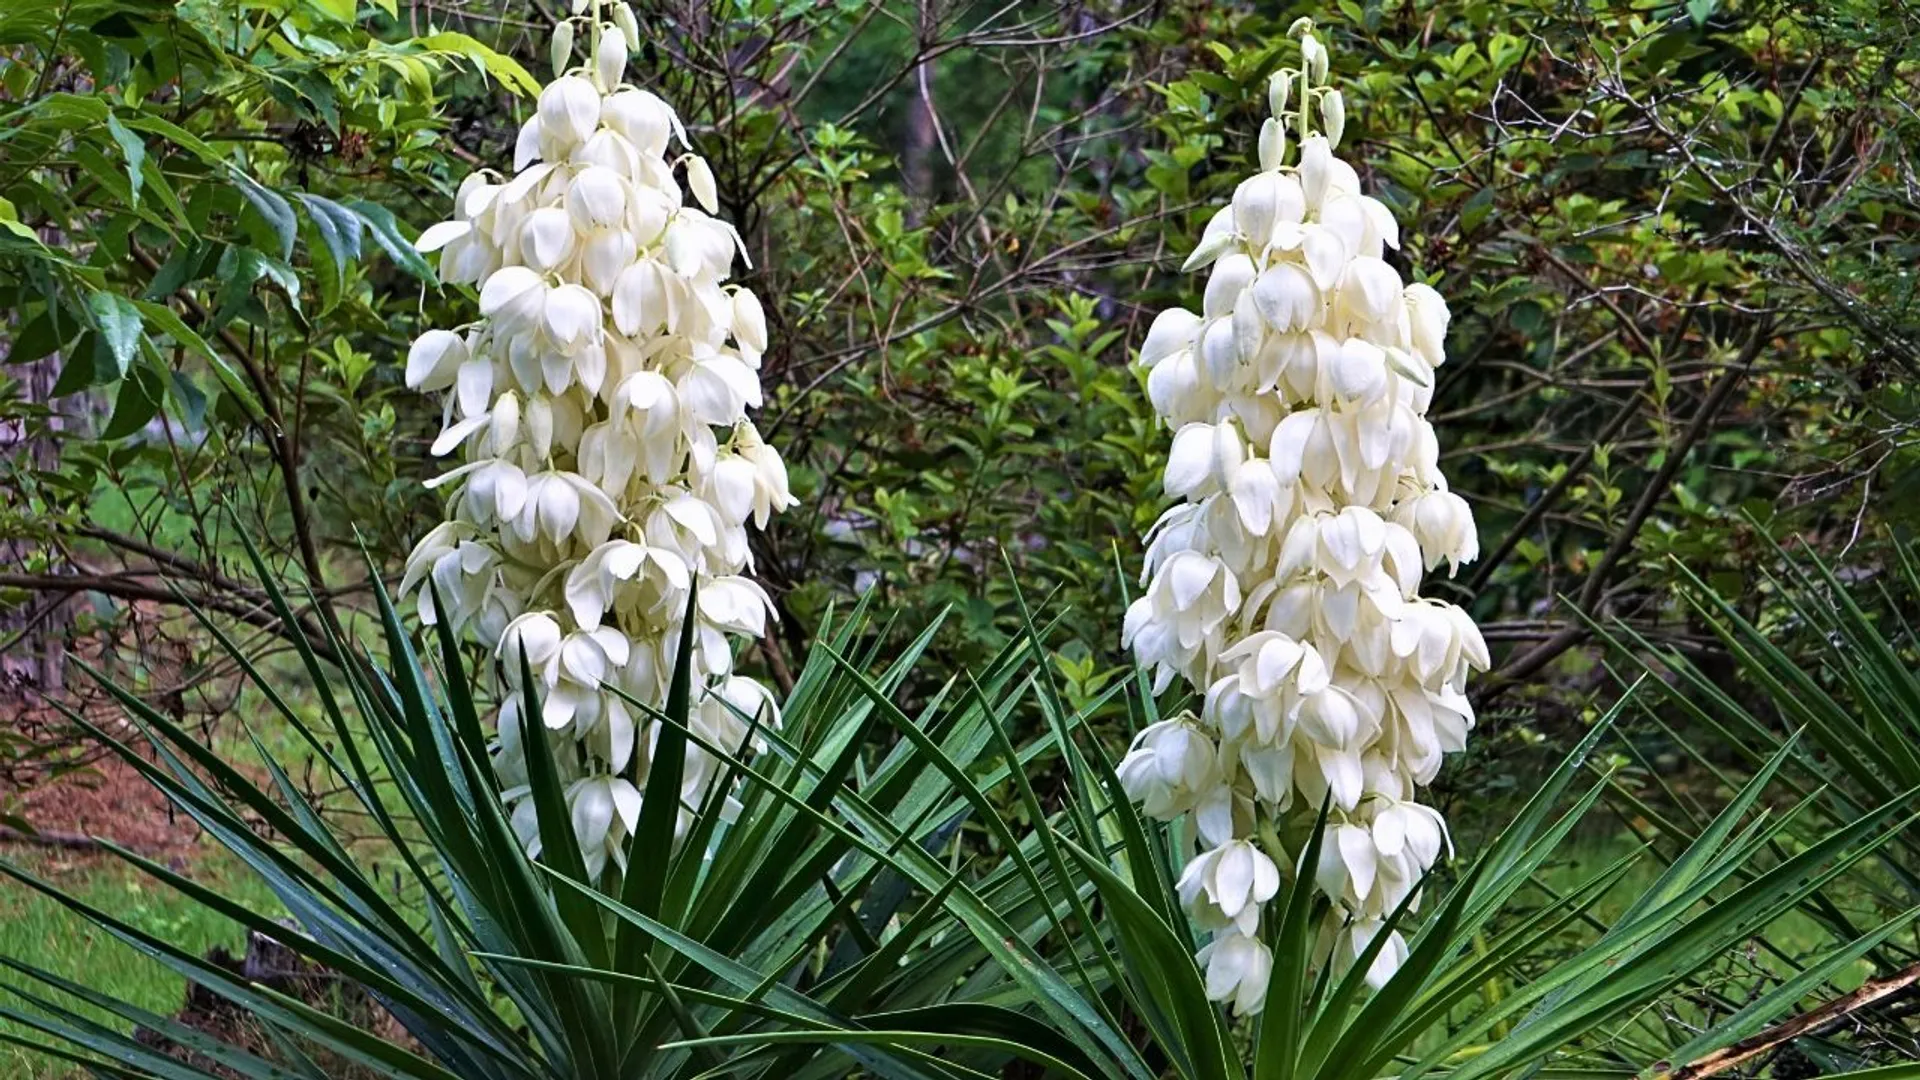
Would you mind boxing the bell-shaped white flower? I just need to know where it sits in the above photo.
[1178,839,1281,935]
[520,206,577,270]
[1116,718,1219,818]
[539,75,602,149]
[480,266,549,331]
[1198,930,1273,1016]
[406,330,470,391]
[1340,919,1409,992]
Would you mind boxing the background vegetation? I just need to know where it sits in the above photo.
[2,0,1920,1076]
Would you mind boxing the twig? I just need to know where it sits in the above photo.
[0,825,173,858]
[1657,960,1920,1080]
[127,244,347,645]
[0,572,342,666]
[1469,284,1710,595]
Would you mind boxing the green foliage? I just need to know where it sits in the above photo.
[522,0,1920,735]
[0,541,1131,1077]
[1120,1,1920,709]
[8,0,1917,732]
[0,0,535,716]
[0,846,285,1079]
[1599,527,1920,1070]
[4,0,1920,1074]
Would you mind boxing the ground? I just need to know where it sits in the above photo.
[0,707,286,1079]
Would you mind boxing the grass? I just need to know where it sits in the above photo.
[0,840,287,1078]
[0,667,367,1079]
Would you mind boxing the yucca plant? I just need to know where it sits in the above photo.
[0,537,1139,1079]
[1594,527,1920,1074]
[5,530,1916,1080]
[712,665,1918,1080]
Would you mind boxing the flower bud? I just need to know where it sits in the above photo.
[1298,134,1332,208]
[549,21,575,79]
[612,2,640,50]
[1258,117,1287,171]
[684,155,719,215]
[525,393,555,459]
[1182,230,1238,274]
[1322,89,1346,148]
[595,24,628,91]
[1268,70,1291,118]
[731,288,767,354]
[490,391,521,456]
[1301,35,1328,82]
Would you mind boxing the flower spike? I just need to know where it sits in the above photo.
[1121,22,1486,1013]
[403,2,796,879]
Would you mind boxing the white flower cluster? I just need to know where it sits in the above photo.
[399,3,796,879]
[1118,22,1487,1013]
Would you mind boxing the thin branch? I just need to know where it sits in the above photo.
[0,572,342,667]
[1659,960,1920,1080]
[1482,320,1771,695]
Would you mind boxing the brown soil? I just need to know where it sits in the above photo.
[1,595,239,859]
[8,747,206,860]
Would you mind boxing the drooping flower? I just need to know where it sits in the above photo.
[402,5,796,879]
[1119,19,1486,1012]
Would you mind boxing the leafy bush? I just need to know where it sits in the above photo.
[4,0,1920,1076]
[0,0,532,729]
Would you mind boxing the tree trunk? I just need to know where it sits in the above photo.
[903,0,940,215]
[0,285,70,699]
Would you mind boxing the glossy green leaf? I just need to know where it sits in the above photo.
[104,112,146,208]
[347,198,436,282]
[85,289,142,379]
[231,171,298,261]
[99,356,163,437]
